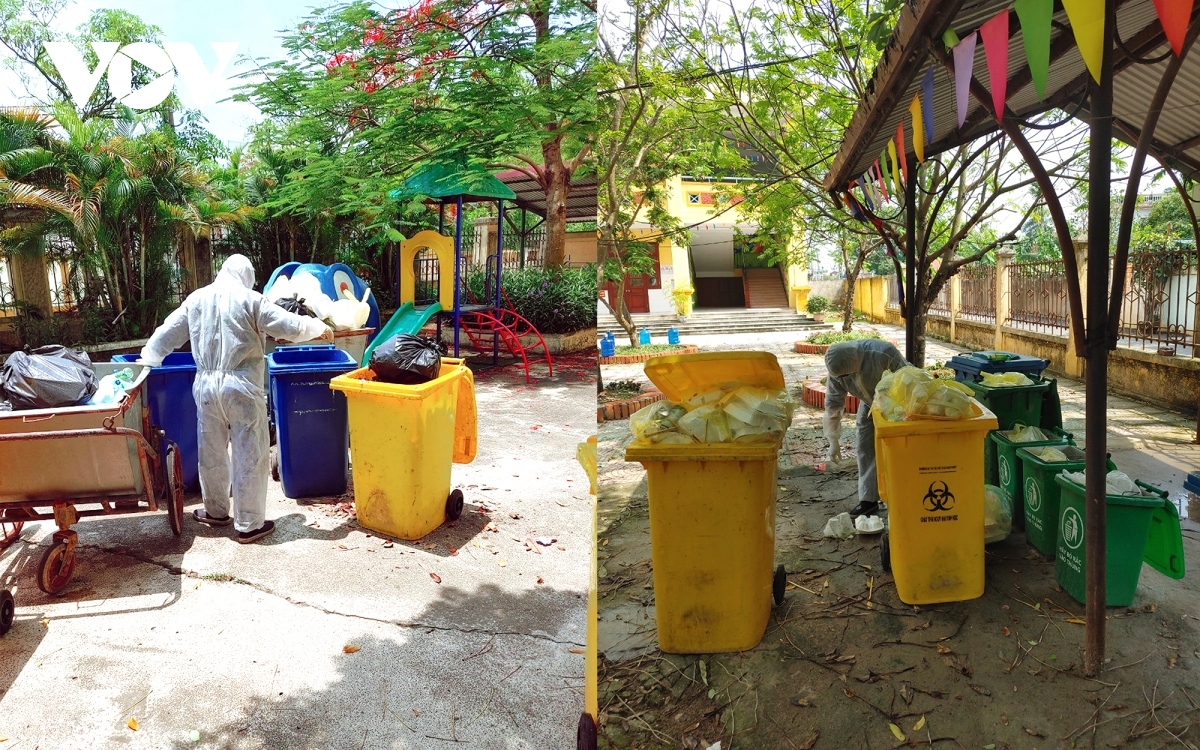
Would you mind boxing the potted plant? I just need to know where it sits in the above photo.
[806,294,830,323]
[670,286,694,319]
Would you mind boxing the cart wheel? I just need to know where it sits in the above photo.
[0,589,13,636]
[577,713,597,750]
[446,489,464,521]
[37,541,76,597]
[880,530,891,573]
[773,564,787,606]
[270,447,280,483]
[166,443,184,537]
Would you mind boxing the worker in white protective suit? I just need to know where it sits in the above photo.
[824,339,909,518]
[139,254,334,543]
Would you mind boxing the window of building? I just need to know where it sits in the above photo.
[47,260,75,311]
[687,193,701,205]
[0,255,15,315]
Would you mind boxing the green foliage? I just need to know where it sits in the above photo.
[806,294,830,314]
[464,265,597,335]
[807,329,881,346]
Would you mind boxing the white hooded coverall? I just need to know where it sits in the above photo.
[140,255,330,532]
[824,339,909,507]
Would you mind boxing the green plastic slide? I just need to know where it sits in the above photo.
[360,301,442,366]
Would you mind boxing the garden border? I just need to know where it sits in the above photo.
[801,378,861,414]
[599,344,699,365]
[597,390,665,422]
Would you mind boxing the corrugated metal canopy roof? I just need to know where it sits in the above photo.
[495,170,598,223]
[825,0,1200,193]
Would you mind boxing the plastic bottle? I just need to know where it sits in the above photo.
[667,327,680,345]
[88,368,135,405]
[638,328,651,345]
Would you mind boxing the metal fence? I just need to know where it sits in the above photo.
[1116,248,1197,354]
[0,256,14,310]
[1006,259,1070,334]
[928,281,951,317]
[886,276,901,310]
[959,265,995,322]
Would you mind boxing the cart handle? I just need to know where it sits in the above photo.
[21,413,56,423]
[1134,479,1168,500]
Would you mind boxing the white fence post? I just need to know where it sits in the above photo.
[950,273,962,344]
[995,250,1014,350]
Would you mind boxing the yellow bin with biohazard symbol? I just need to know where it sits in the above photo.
[330,358,477,540]
[873,403,998,605]
[624,352,787,654]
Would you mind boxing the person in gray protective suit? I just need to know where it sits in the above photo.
[823,339,909,518]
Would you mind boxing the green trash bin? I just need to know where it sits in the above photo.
[1016,446,1116,557]
[1054,474,1185,607]
[964,377,1058,431]
[989,426,1073,529]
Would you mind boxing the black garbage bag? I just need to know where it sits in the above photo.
[0,345,97,409]
[369,333,441,385]
[274,294,317,318]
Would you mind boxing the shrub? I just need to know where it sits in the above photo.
[464,265,597,335]
[806,294,830,314]
[806,329,882,346]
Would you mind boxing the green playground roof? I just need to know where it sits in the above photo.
[389,162,517,203]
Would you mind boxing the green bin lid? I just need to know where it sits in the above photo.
[1144,501,1186,580]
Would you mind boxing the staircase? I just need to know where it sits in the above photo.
[597,308,830,338]
[743,268,791,308]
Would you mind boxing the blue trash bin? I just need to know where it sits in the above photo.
[113,352,200,492]
[267,346,357,499]
[948,351,1050,382]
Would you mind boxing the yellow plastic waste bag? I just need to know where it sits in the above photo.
[1034,446,1069,462]
[630,384,793,445]
[980,371,1035,387]
[1004,424,1048,443]
[873,366,981,421]
[630,401,689,443]
[984,484,1013,543]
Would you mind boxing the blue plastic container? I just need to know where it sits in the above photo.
[948,351,1050,382]
[667,327,680,345]
[267,346,357,498]
[113,352,199,492]
[599,337,615,358]
[638,328,651,345]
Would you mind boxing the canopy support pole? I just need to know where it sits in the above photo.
[905,163,918,363]
[1084,0,1115,679]
[1159,166,1200,442]
[1107,17,1200,346]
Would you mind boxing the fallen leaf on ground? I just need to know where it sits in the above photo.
[911,621,931,631]
[569,647,585,654]
[789,698,811,707]
[127,718,139,731]
[429,573,442,584]
[1066,618,1086,625]
[1023,727,1046,738]
[40,618,49,627]
[1001,715,1009,726]
[449,546,458,556]
[796,732,819,749]
[382,541,393,548]
[936,645,952,654]
[900,682,913,705]
[498,558,507,567]
[970,684,992,696]
[343,644,361,654]
[913,716,926,731]
[412,709,419,717]
[536,576,544,584]
[509,512,521,519]
[888,723,905,741]
[1001,626,1011,637]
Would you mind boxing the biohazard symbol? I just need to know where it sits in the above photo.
[922,481,955,512]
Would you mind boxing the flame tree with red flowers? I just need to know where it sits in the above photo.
[236,0,595,267]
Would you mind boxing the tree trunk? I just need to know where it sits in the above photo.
[842,278,856,332]
[910,303,927,367]
[601,278,638,347]
[542,136,570,268]
[195,236,213,287]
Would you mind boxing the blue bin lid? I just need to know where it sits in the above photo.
[113,351,196,371]
[268,345,357,372]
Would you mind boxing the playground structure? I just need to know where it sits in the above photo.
[376,165,554,383]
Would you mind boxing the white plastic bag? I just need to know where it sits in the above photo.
[676,404,733,443]
[979,371,1034,387]
[290,272,335,320]
[328,288,372,330]
[1034,446,1069,462]
[822,512,855,539]
[629,401,687,442]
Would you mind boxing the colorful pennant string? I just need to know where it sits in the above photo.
[1153,0,1193,57]
[921,67,935,145]
[896,123,908,186]
[951,31,977,127]
[1014,0,1053,100]
[888,139,901,196]
[909,95,925,162]
[979,9,1009,120]
[1062,0,1106,83]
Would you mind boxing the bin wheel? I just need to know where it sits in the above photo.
[577,713,597,750]
[773,564,787,606]
[880,531,891,573]
[0,589,13,636]
[37,541,76,597]
[270,447,280,483]
[166,443,185,536]
[446,489,464,521]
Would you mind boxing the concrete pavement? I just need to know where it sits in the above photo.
[0,352,596,749]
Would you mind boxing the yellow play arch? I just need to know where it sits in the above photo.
[399,230,456,310]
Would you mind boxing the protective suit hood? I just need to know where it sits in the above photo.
[220,254,255,290]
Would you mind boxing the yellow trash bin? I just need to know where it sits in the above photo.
[624,352,787,654]
[873,403,998,605]
[330,358,477,540]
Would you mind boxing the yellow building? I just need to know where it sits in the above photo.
[605,176,810,315]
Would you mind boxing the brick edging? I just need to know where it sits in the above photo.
[794,338,898,355]
[599,345,699,365]
[597,390,666,422]
[801,378,861,414]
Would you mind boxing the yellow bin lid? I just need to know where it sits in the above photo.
[643,351,785,404]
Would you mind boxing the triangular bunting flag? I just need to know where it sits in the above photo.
[921,67,935,145]
[979,10,1009,120]
[897,123,909,186]
[876,158,889,203]
[909,95,925,162]
[1153,0,1193,56]
[888,139,901,196]
[1014,0,1053,100]
[858,175,874,212]
[952,32,977,128]
[1062,0,1106,83]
